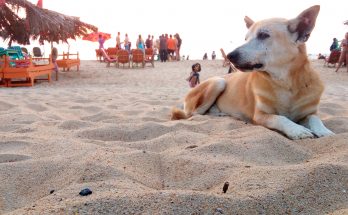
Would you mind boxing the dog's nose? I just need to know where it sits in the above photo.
[227,51,239,63]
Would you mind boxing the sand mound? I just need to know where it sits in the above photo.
[1,59,347,214]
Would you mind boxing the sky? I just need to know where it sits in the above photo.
[1,0,347,60]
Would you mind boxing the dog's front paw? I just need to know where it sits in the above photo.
[286,125,314,140]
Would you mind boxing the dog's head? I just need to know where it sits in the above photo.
[227,5,320,77]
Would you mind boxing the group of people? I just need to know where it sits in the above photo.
[98,32,182,62]
[157,33,182,62]
[203,51,217,60]
[328,32,348,73]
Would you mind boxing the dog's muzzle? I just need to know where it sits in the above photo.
[227,50,263,71]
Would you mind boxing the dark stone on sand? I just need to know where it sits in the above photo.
[222,182,229,193]
[216,208,224,214]
[185,145,198,149]
[50,190,55,194]
[79,188,92,196]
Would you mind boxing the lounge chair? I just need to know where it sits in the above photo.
[0,56,6,87]
[117,50,130,68]
[131,49,144,68]
[32,47,43,57]
[220,48,231,67]
[8,46,25,59]
[95,49,103,62]
[0,55,54,87]
[144,48,155,67]
[106,47,118,59]
[56,51,80,71]
[0,49,22,60]
[100,48,117,67]
[324,50,341,67]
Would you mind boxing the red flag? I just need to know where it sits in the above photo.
[37,0,42,8]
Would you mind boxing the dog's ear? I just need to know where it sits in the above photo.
[288,5,320,43]
[244,16,254,29]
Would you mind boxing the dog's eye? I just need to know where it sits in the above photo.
[257,32,270,40]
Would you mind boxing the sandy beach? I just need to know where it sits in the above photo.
[0,59,347,214]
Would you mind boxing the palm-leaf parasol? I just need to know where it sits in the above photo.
[82,32,111,42]
[0,0,98,45]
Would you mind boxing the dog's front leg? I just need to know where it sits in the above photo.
[254,112,314,140]
[299,115,334,137]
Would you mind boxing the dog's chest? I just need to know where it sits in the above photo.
[274,89,297,119]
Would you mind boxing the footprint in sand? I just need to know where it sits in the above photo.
[0,101,16,112]
[324,117,348,134]
[74,99,93,104]
[0,124,23,132]
[196,128,312,166]
[81,112,113,122]
[26,103,48,112]
[58,120,90,130]
[78,122,171,142]
[319,103,347,116]
[70,106,102,113]
[0,114,41,125]
[121,110,143,116]
[0,154,31,163]
[0,141,30,152]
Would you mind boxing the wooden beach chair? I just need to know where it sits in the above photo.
[0,56,6,87]
[220,48,231,67]
[56,52,81,71]
[324,50,341,68]
[100,48,117,67]
[144,48,155,67]
[117,50,130,68]
[95,49,103,62]
[131,49,145,68]
[1,55,54,87]
[106,47,118,59]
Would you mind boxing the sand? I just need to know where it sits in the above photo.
[0,59,347,215]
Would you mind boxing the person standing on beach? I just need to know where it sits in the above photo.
[330,38,339,51]
[136,35,145,53]
[124,33,130,52]
[212,51,216,60]
[175,33,182,61]
[51,47,59,79]
[159,35,168,62]
[335,32,348,73]
[151,35,155,48]
[155,36,161,61]
[145,35,152,49]
[116,32,121,49]
[98,34,105,50]
[167,35,176,60]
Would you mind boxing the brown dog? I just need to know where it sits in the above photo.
[171,5,334,140]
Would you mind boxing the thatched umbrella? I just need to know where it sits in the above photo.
[0,0,98,45]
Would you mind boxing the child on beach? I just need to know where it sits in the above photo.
[186,63,201,88]
[51,47,58,72]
